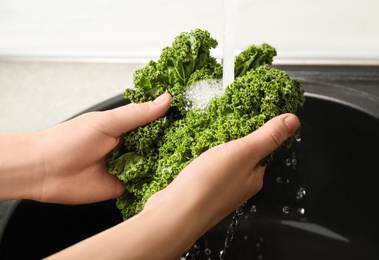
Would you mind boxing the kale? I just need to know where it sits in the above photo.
[106,29,305,219]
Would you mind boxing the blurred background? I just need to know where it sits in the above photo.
[1,0,379,131]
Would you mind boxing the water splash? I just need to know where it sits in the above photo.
[223,202,247,255]
[184,79,224,112]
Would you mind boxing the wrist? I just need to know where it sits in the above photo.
[0,132,46,201]
[135,190,207,259]
[48,191,207,260]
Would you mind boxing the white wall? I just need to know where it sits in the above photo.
[0,0,378,63]
[1,0,378,132]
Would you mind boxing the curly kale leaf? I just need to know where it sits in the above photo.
[234,43,277,78]
[106,29,305,219]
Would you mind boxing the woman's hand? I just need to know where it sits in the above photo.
[32,93,172,204]
[143,113,300,245]
[47,113,299,260]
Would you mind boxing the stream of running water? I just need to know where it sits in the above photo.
[222,0,237,89]
[184,0,237,113]
[180,1,239,259]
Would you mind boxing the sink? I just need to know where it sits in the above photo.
[0,65,378,259]
[198,93,379,259]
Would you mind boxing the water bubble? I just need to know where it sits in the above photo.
[282,206,290,214]
[250,205,257,213]
[258,255,264,260]
[296,134,302,142]
[204,248,212,256]
[244,235,249,241]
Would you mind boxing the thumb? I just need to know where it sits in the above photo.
[102,93,172,136]
[238,113,300,164]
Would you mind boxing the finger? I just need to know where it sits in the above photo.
[236,113,300,164]
[103,93,172,136]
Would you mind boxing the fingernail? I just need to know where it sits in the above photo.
[153,93,169,104]
[284,114,299,135]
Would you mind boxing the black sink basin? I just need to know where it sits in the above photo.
[0,65,378,259]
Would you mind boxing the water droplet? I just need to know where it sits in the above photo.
[296,187,307,200]
[285,158,292,166]
[296,134,301,142]
[204,248,211,256]
[282,206,290,214]
[250,205,257,213]
[291,158,297,166]
[219,249,225,260]
[276,176,284,184]
[298,207,306,215]
[224,231,234,249]
[236,205,246,216]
